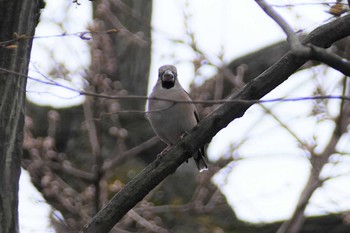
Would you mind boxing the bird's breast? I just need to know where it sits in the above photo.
[148,102,197,145]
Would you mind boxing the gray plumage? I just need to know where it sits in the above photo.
[147,65,208,172]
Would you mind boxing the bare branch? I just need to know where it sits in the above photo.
[83,96,104,213]
[49,161,95,182]
[277,124,343,233]
[0,29,121,47]
[3,66,350,107]
[259,104,308,149]
[96,0,147,46]
[309,45,350,76]
[80,14,350,233]
[256,0,350,76]
[255,0,310,55]
[102,136,159,172]
[126,210,169,233]
[277,50,350,233]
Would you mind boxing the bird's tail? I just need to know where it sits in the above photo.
[194,148,208,172]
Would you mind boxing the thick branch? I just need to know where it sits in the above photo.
[81,14,350,233]
[310,45,350,76]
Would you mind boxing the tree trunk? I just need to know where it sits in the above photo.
[0,0,43,232]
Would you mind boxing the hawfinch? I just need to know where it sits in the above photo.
[147,65,208,172]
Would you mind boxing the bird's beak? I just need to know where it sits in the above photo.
[162,70,175,82]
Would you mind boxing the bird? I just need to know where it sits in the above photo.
[147,64,208,172]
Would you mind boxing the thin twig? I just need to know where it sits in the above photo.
[102,136,159,172]
[83,96,103,213]
[3,66,350,106]
[277,76,350,233]
[127,210,170,233]
[271,2,345,7]
[259,104,308,149]
[0,29,120,47]
[49,161,95,182]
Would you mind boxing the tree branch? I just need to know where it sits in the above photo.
[255,0,310,55]
[309,44,350,76]
[80,14,350,233]
[277,68,350,233]
[277,121,344,233]
[102,136,159,172]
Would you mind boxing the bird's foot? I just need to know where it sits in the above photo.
[180,131,190,140]
[157,145,172,159]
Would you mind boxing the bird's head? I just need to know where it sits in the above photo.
[158,65,178,89]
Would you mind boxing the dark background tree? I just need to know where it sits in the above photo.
[15,0,350,233]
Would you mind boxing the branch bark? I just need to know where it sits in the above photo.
[309,45,350,76]
[81,14,350,233]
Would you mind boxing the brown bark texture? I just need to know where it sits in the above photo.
[0,0,43,233]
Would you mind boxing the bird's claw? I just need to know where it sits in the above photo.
[180,131,189,140]
[157,145,171,159]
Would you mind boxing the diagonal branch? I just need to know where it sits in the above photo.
[102,136,159,172]
[80,14,350,233]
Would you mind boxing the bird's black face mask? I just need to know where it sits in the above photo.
[160,71,176,89]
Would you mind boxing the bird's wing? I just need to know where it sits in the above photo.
[194,109,200,123]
